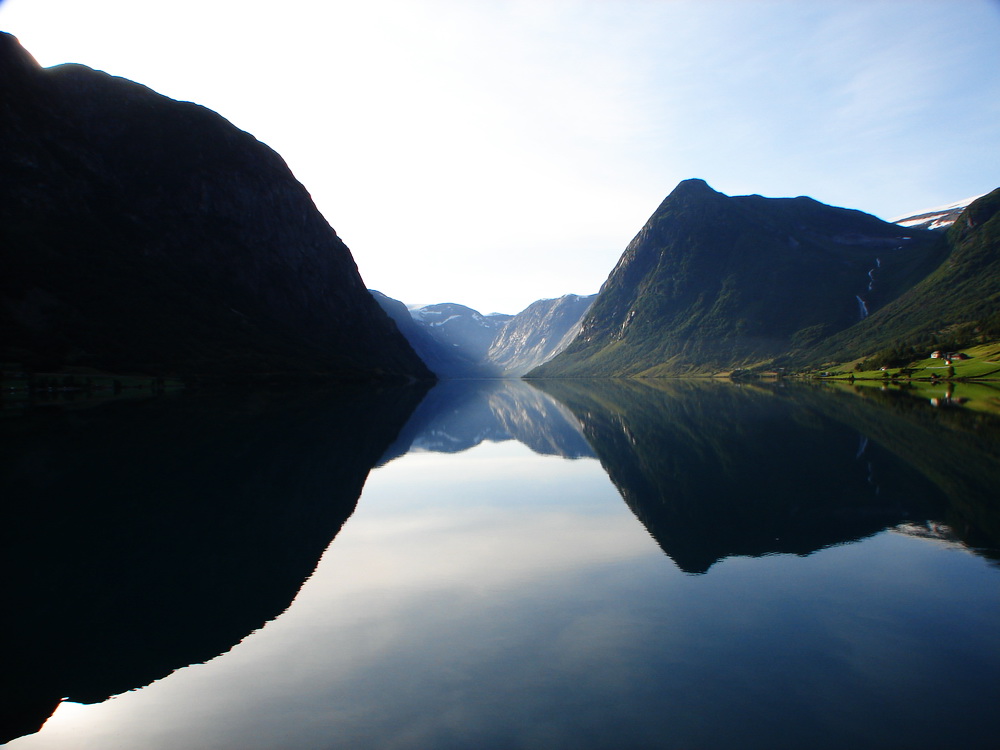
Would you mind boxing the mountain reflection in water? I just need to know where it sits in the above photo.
[535,378,1000,573]
[378,378,594,462]
[3,379,1000,749]
[0,385,426,744]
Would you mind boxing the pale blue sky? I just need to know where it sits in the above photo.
[3,0,999,313]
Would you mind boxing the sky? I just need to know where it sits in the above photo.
[2,0,999,314]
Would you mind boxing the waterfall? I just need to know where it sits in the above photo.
[857,257,879,316]
[867,257,880,291]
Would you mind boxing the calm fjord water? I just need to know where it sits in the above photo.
[2,379,999,749]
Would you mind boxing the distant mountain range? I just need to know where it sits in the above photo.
[370,293,501,377]
[372,291,595,377]
[0,32,428,381]
[409,303,514,356]
[487,293,596,376]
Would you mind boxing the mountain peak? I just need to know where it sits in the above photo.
[0,32,41,80]
[532,185,944,377]
[670,177,716,196]
[650,179,726,214]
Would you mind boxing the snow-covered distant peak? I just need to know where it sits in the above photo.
[891,194,985,231]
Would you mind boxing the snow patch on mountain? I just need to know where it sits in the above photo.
[891,194,984,231]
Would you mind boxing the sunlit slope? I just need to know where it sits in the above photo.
[531,179,943,377]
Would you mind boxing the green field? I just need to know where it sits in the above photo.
[808,342,1000,415]
[813,342,1000,381]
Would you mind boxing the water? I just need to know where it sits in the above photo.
[855,294,869,320]
[2,379,999,749]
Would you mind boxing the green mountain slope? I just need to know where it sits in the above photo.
[802,188,1000,367]
[531,179,944,377]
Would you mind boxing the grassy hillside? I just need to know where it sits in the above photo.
[795,188,1000,370]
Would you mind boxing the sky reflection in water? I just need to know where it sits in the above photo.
[7,381,1000,750]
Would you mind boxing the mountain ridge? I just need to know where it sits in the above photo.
[0,32,429,381]
[530,179,953,377]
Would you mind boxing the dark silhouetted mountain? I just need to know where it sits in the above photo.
[487,293,596,376]
[379,379,593,462]
[0,33,429,381]
[536,378,965,574]
[0,384,427,744]
[531,179,945,377]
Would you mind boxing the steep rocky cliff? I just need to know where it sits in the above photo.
[486,293,596,376]
[0,33,429,380]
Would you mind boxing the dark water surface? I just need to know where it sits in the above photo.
[2,379,999,749]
